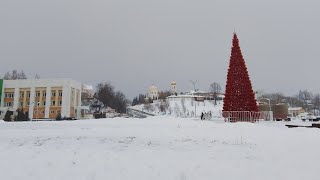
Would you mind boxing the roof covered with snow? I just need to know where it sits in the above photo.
[288,107,304,111]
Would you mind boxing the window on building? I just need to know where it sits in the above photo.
[43,92,46,97]
[20,92,24,98]
[35,91,40,97]
[27,92,31,98]
[27,101,30,106]
[43,101,46,106]
[52,91,56,97]
[5,102,12,107]
[51,101,56,106]
[34,111,37,114]
[58,91,63,97]
[58,100,62,106]
[5,93,14,98]
[20,102,23,107]
[50,110,55,114]
[41,111,45,114]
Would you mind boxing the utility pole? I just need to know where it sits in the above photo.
[195,98,197,118]
[36,101,39,120]
[190,80,197,92]
[190,80,198,117]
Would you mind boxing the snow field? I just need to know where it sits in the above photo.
[0,117,320,180]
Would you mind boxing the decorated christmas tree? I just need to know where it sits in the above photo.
[223,33,258,112]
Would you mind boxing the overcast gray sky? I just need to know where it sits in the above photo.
[1,0,319,98]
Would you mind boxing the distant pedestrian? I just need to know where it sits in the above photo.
[201,112,204,120]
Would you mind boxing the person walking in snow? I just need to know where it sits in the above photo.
[201,112,204,120]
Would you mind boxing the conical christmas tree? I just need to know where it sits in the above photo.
[223,33,258,112]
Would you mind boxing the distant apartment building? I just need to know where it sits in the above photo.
[288,107,305,117]
[0,79,81,119]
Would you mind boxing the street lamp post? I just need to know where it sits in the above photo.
[194,97,197,118]
[260,98,272,120]
[36,101,39,120]
[260,98,271,111]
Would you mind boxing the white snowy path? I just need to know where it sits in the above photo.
[1,117,320,180]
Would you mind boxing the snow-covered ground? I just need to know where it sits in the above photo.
[1,117,320,180]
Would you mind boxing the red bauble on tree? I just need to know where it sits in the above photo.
[223,33,258,112]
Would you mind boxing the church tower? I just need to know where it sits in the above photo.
[171,81,177,95]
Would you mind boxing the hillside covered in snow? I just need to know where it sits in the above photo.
[130,98,223,118]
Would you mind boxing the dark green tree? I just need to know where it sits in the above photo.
[25,111,30,121]
[112,91,127,113]
[16,108,27,121]
[95,82,128,113]
[132,97,139,106]
[3,110,12,121]
[56,113,62,120]
[138,94,146,104]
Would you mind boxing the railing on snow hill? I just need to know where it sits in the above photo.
[126,108,155,117]
[222,111,273,122]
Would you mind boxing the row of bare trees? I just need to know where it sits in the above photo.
[1,69,40,80]
[258,90,320,114]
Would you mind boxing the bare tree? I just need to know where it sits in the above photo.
[298,90,313,110]
[95,83,115,106]
[158,91,171,100]
[174,102,180,117]
[3,69,27,80]
[160,100,170,113]
[159,103,165,112]
[181,98,186,117]
[260,92,286,104]
[164,100,170,113]
[11,70,18,79]
[81,84,94,102]
[209,82,221,93]
[144,102,154,112]
[112,91,127,113]
[35,74,40,79]
[312,94,320,115]
[95,82,127,113]
[17,70,27,79]
[209,82,221,105]
[3,72,10,80]
[271,93,286,104]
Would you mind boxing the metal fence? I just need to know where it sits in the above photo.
[222,111,273,122]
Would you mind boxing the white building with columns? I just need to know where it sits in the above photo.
[0,78,81,119]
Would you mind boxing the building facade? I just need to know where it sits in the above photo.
[171,81,177,95]
[148,84,159,100]
[288,107,305,117]
[0,79,81,119]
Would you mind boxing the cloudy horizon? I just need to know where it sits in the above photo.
[1,0,319,99]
